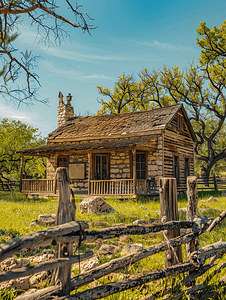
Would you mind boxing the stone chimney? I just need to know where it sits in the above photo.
[57,92,75,128]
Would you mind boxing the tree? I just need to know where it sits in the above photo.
[97,21,226,179]
[0,1,95,105]
[0,118,46,184]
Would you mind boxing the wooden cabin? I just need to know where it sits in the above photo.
[18,94,196,197]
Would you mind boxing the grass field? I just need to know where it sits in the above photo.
[0,191,226,299]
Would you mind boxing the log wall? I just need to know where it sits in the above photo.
[163,112,195,192]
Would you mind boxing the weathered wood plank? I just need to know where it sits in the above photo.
[0,221,88,263]
[58,262,195,300]
[160,178,182,267]
[50,167,76,296]
[0,251,93,284]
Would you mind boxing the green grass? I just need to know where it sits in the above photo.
[1,191,226,299]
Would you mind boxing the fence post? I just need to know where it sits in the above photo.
[213,173,218,191]
[51,167,76,296]
[186,176,199,258]
[159,178,183,267]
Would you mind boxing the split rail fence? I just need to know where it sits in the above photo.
[1,168,226,299]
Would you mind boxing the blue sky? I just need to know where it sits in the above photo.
[1,0,226,137]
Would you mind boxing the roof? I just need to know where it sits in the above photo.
[48,104,183,141]
[17,135,159,156]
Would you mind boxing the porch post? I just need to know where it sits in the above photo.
[132,149,137,196]
[19,155,24,192]
[88,152,92,195]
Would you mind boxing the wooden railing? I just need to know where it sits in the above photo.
[90,179,133,195]
[21,179,54,193]
[136,179,147,195]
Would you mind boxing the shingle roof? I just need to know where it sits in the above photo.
[17,135,159,156]
[48,104,182,141]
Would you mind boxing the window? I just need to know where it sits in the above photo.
[69,163,86,180]
[184,158,190,183]
[136,153,146,180]
[177,114,183,131]
[173,156,180,185]
[57,156,68,167]
[94,154,109,180]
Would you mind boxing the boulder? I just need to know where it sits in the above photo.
[38,214,56,225]
[121,243,143,255]
[98,244,120,255]
[119,235,131,243]
[133,219,148,226]
[72,255,101,273]
[79,196,114,214]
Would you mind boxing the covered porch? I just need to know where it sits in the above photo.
[18,135,161,197]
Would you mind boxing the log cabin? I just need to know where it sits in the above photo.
[18,93,196,197]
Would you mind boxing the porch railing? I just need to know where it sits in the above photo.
[21,179,54,194]
[90,179,134,195]
[136,179,147,195]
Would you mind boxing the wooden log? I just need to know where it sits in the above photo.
[58,221,195,244]
[19,232,198,300]
[206,208,226,232]
[58,262,196,300]
[159,178,182,267]
[189,240,226,267]
[57,241,226,300]
[0,251,93,284]
[0,221,88,263]
[50,167,76,296]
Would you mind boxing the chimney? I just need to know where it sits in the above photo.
[57,92,75,127]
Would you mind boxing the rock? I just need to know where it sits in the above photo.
[79,196,114,214]
[38,214,56,225]
[8,276,31,290]
[139,205,147,210]
[222,190,226,197]
[133,219,148,226]
[178,208,187,212]
[0,256,17,272]
[16,258,30,268]
[30,221,37,227]
[119,235,131,243]
[98,244,120,255]
[207,196,219,202]
[72,255,101,273]
[29,271,49,288]
[94,221,109,228]
[149,218,161,224]
[121,243,143,255]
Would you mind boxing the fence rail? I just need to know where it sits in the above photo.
[21,179,54,193]
[1,170,226,300]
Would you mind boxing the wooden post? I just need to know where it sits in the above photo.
[132,149,137,196]
[186,176,199,258]
[51,167,76,296]
[186,176,199,287]
[88,153,92,195]
[213,173,218,191]
[159,178,183,267]
[19,155,24,192]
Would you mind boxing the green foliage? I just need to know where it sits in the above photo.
[0,118,46,182]
[97,20,226,178]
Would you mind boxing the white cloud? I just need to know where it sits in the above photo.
[0,103,35,124]
[40,61,115,81]
[132,39,197,53]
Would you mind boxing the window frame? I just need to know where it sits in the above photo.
[136,152,146,180]
[93,153,109,180]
